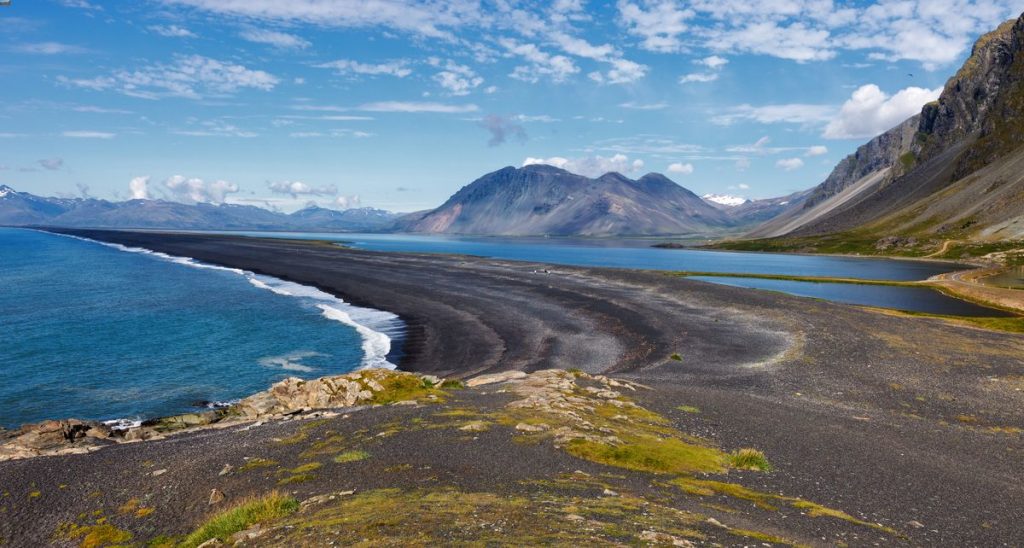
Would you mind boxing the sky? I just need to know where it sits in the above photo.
[2,0,1023,213]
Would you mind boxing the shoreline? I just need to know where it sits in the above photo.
[4,228,1016,436]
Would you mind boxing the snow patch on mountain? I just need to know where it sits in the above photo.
[702,194,748,207]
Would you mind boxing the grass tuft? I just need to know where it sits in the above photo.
[669,353,683,361]
[728,448,772,471]
[676,405,700,414]
[179,491,299,548]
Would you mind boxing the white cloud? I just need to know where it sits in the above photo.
[523,153,645,177]
[334,195,361,209]
[823,84,942,139]
[593,135,705,155]
[160,0,478,39]
[776,157,805,171]
[173,119,258,138]
[710,21,834,62]
[500,38,580,83]
[806,145,828,156]
[697,55,728,69]
[619,101,668,110]
[239,28,310,49]
[712,103,834,126]
[149,25,196,38]
[428,58,483,95]
[358,101,478,113]
[268,180,337,197]
[316,59,411,77]
[73,106,133,114]
[589,58,648,85]
[129,176,150,200]
[738,183,750,190]
[58,55,278,100]
[617,0,693,53]
[679,72,718,83]
[62,130,115,139]
[162,175,239,204]
[668,162,694,174]
[12,42,88,55]
[680,54,729,84]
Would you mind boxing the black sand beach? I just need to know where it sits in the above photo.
[2,229,1022,546]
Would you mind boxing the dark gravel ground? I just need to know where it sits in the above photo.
[1,229,1021,546]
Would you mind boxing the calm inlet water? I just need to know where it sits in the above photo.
[0,228,400,428]
[221,232,1006,316]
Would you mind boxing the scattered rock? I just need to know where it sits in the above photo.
[602,488,619,497]
[640,530,695,547]
[301,490,356,508]
[229,526,265,543]
[196,539,223,548]
[465,370,528,387]
[459,421,490,432]
[208,488,225,505]
[515,423,549,433]
[218,464,233,476]
[151,469,167,477]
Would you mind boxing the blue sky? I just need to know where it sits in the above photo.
[2,0,1023,212]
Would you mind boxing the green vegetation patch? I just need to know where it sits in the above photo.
[672,478,897,534]
[237,458,278,472]
[676,405,700,414]
[57,521,133,548]
[179,491,299,548]
[728,448,773,471]
[332,450,371,464]
[565,436,727,475]
[369,374,450,405]
[255,487,737,546]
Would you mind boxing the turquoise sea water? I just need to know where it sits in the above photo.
[0,228,400,429]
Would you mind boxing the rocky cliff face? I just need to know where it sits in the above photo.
[753,14,1024,242]
[395,165,735,236]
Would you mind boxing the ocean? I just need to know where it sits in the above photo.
[0,228,401,429]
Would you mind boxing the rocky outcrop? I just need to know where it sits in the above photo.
[0,419,115,460]
[0,369,444,462]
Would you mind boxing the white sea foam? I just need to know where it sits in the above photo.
[48,231,402,370]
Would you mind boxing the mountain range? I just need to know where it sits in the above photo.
[0,185,400,232]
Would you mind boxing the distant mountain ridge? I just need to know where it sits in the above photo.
[749,14,1024,244]
[394,165,737,236]
[0,185,400,232]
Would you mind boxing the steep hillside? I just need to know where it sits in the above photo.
[746,16,1024,247]
[395,165,735,236]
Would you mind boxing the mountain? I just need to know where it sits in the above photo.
[749,15,1024,244]
[288,206,401,232]
[393,165,735,236]
[0,186,399,232]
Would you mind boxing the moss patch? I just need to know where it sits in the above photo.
[332,450,370,463]
[238,458,278,472]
